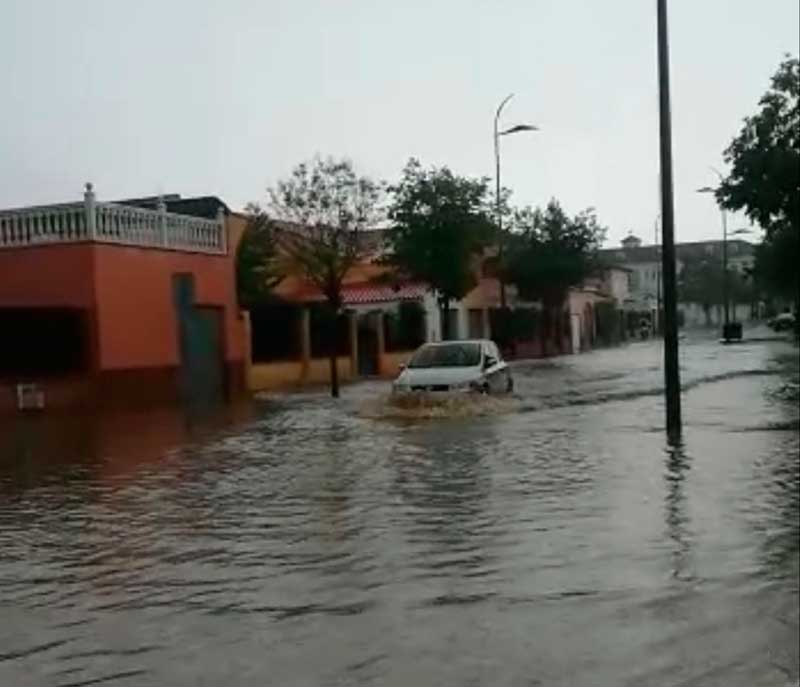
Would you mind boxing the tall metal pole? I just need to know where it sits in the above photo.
[655,215,662,335]
[495,94,513,309]
[657,0,682,439]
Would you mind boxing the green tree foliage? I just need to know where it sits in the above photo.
[678,256,724,325]
[386,159,494,339]
[505,200,606,307]
[678,255,755,325]
[753,227,798,302]
[236,206,283,309]
[261,156,382,397]
[718,56,799,301]
[504,200,605,352]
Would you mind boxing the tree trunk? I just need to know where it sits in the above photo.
[703,303,711,327]
[325,300,341,398]
[541,306,552,356]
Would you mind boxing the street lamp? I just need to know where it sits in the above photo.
[494,93,538,308]
[696,166,736,340]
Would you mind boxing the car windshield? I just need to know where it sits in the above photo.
[408,343,482,368]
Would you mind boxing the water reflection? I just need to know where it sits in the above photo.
[663,440,694,581]
[0,404,254,496]
[392,423,496,589]
[0,336,797,686]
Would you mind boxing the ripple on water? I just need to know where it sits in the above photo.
[0,336,797,686]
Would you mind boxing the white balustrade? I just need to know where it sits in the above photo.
[0,204,88,248]
[0,185,226,254]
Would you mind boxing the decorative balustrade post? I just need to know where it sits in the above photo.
[216,205,227,253]
[84,182,96,241]
[157,195,167,247]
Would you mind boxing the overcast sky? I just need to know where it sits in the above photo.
[1,1,797,246]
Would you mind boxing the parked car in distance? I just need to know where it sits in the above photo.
[392,340,513,395]
[768,312,796,332]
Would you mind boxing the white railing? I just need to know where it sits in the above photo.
[0,184,226,254]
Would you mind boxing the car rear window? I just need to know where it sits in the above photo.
[408,343,482,368]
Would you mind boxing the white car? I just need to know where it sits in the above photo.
[392,340,514,394]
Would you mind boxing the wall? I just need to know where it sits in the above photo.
[605,268,630,304]
[248,357,353,391]
[91,243,245,372]
[681,302,753,327]
[0,244,96,308]
[0,376,94,414]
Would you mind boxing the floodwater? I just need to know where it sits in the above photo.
[1,331,798,686]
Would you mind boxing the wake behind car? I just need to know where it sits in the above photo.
[392,340,513,395]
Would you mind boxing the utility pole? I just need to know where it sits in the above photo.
[656,0,682,440]
[655,215,662,335]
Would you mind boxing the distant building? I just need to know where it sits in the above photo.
[599,234,758,326]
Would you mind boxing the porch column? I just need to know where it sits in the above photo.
[299,307,311,380]
[241,310,252,392]
[348,311,359,378]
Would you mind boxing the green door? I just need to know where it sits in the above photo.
[173,275,225,406]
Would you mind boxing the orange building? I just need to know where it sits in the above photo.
[0,185,248,413]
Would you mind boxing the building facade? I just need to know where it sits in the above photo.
[599,234,759,327]
[0,185,248,413]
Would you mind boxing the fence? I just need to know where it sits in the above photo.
[0,184,226,254]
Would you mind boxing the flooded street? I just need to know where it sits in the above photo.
[1,333,798,686]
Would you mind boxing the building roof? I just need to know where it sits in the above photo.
[599,239,754,264]
[117,195,230,219]
[279,280,428,306]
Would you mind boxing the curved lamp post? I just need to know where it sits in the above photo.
[697,166,735,339]
[494,94,538,308]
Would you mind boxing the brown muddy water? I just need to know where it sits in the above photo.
[1,333,798,686]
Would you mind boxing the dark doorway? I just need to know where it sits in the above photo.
[357,313,379,377]
[0,308,89,379]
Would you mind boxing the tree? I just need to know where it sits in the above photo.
[504,200,606,350]
[236,206,283,310]
[261,156,382,398]
[678,256,724,326]
[386,159,494,339]
[678,255,756,326]
[718,56,799,303]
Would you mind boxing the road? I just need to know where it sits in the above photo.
[1,332,798,686]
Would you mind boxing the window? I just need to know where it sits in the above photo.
[408,343,481,368]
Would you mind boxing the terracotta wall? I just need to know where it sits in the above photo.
[0,244,96,308]
[91,244,245,371]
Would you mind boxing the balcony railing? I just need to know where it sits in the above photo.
[0,184,226,254]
